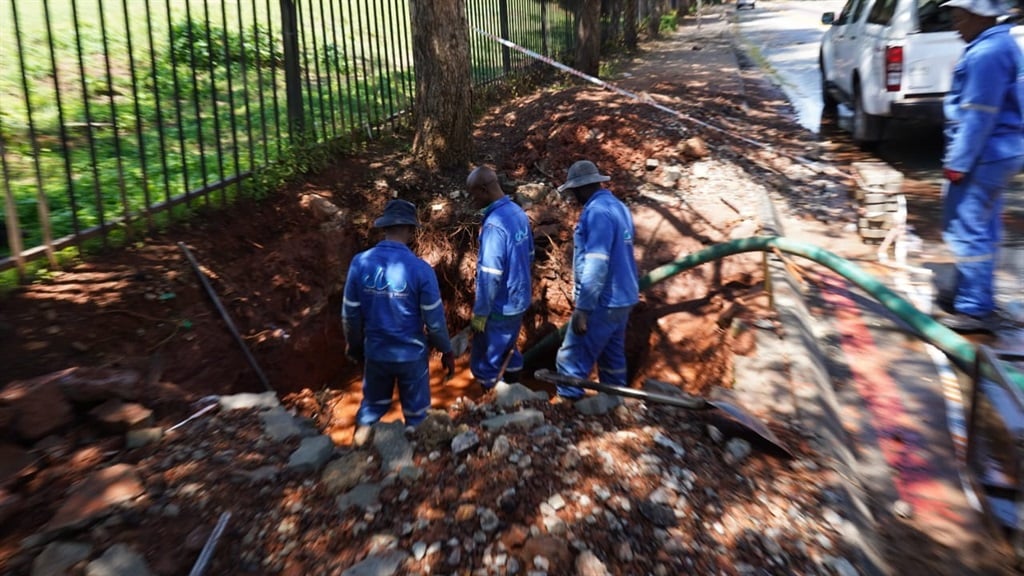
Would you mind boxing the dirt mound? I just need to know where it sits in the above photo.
[0,13,861,575]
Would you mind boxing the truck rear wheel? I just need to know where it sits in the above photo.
[852,82,884,149]
[820,60,837,113]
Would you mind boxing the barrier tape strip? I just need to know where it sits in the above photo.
[472,27,830,173]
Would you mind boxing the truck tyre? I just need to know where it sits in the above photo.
[852,81,884,149]
[820,61,838,113]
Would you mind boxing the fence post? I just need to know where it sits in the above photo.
[541,0,549,56]
[499,0,511,75]
[280,0,304,137]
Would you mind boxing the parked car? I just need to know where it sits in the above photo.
[818,0,1024,147]
[737,0,756,9]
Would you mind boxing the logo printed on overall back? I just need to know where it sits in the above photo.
[363,266,408,293]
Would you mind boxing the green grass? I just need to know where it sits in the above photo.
[0,0,577,270]
[0,0,416,257]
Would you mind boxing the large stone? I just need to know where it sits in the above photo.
[287,436,334,472]
[47,464,144,532]
[372,422,413,473]
[0,443,36,488]
[260,406,304,440]
[0,375,73,441]
[321,452,374,494]
[53,367,142,404]
[89,399,153,432]
[481,409,545,432]
[340,550,408,576]
[85,543,153,576]
[0,488,25,527]
[218,392,280,411]
[31,541,92,576]
[494,382,548,408]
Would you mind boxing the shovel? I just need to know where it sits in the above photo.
[450,326,473,357]
[533,369,790,456]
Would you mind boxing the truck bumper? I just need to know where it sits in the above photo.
[889,95,945,122]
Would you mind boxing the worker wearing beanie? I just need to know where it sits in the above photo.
[465,165,535,389]
[937,0,1024,332]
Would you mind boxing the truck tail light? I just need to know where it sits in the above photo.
[885,46,903,92]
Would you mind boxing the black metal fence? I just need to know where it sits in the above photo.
[0,0,576,275]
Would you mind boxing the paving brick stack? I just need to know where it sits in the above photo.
[851,161,905,243]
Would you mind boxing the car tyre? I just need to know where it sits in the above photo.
[852,80,884,149]
[820,59,838,114]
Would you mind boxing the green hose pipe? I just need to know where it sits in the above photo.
[523,236,1023,392]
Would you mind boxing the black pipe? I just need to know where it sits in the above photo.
[177,242,274,394]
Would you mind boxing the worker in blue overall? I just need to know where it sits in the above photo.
[938,0,1024,332]
[342,199,455,436]
[466,165,534,389]
[554,160,639,399]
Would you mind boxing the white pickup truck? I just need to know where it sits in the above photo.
[819,0,1024,146]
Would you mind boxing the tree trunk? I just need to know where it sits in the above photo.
[647,0,662,39]
[624,0,638,48]
[575,0,602,77]
[410,0,473,170]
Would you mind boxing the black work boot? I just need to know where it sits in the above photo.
[938,311,1002,334]
[502,369,521,384]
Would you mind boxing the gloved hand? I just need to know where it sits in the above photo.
[442,351,455,380]
[570,309,589,335]
[345,345,363,364]
[943,167,965,184]
[470,314,488,333]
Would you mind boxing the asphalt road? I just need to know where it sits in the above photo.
[737,0,1024,325]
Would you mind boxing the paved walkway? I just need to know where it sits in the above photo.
[635,6,1022,574]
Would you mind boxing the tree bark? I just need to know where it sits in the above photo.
[647,0,662,39]
[624,0,639,48]
[410,0,473,170]
[575,0,602,77]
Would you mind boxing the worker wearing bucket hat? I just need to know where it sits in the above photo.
[342,199,455,437]
[934,0,1024,332]
[465,166,534,390]
[554,160,639,399]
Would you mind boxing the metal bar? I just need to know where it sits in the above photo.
[542,0,549,57]
[177,241,274,393]
[122,0,154,228]
[201,0,225,198]
[327,0,349,137]
[499,0,512,76]
[42,0,82,240]
[0,122,26,278]
[238,0,256,174]
[12,0,58,267]
[72,0,107,237]
[296,0,317,139]
[0,171,253,275]
[280,0,304,137]
[371,0,393,131]
[310,0,330,138]
[251,0,271,164]
[317,0,338,137]
[345,0,365,136]
[354,0,373,136]
[220,0,241,205]
[185,0,209,201]
[390,0,411,115]
[97,0,132,234]
[187,511,232,576]
[267,0,284,154]
[145,0,174,208]
[165,0,192,201]
[402,0,414,102]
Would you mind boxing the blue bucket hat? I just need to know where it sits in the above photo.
[373,199,420,228]
[557,160,611,192]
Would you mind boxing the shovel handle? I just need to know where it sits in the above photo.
[532,369,710,410]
